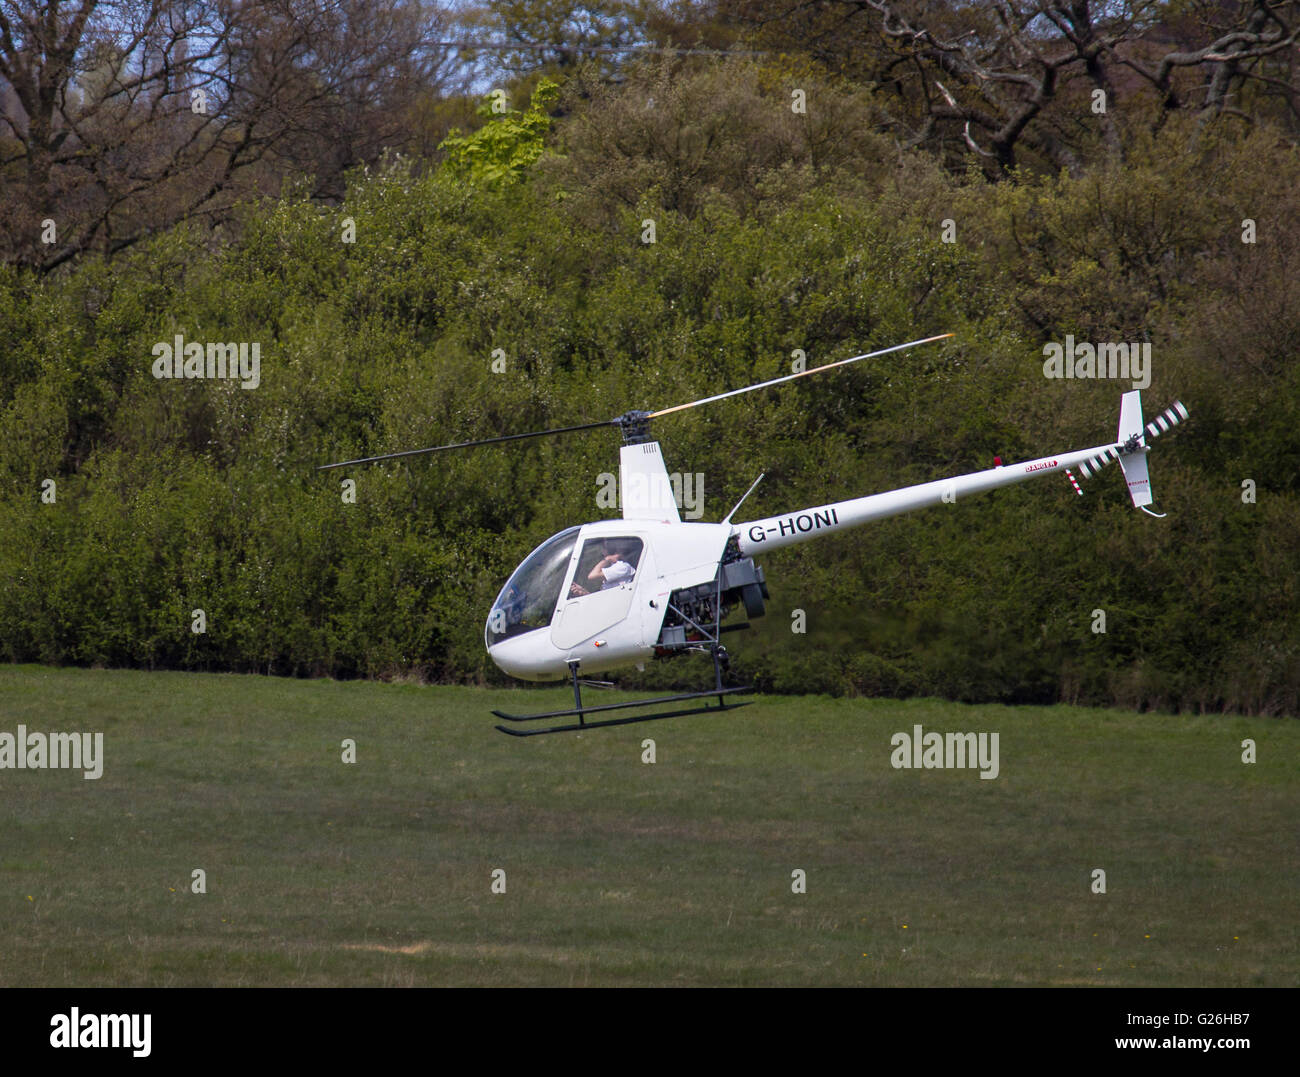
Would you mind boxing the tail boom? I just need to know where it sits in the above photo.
[734,443,1117,556]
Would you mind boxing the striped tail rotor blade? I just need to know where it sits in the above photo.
[1077,444,1122,481]
[1065,468,1084,496]
[1146,400,1189,440]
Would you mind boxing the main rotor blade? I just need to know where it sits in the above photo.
[648,332,954,420]
[317,419,617,471]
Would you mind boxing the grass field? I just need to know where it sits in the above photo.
[1,665,1295,987]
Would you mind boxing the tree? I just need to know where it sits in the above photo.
[722,1,1300,173]
[438,77,560,185]
[0,0,462,271]
[457,0,647,78]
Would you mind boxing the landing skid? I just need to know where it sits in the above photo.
[494,690,752,736]
[494,649,751,737]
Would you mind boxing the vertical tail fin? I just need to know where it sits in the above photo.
[1116,391,1153,508]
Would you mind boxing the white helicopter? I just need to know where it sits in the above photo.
[321,333,1188,735]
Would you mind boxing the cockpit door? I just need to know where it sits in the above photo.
[551,535,648,649]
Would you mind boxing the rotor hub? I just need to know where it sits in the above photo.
[616,410,653,444]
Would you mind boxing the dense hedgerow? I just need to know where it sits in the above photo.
[1,64,1296,714]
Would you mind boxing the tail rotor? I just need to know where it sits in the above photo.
[1070,392,1189,516]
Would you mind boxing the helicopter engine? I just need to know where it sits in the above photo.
[655,552,768,658]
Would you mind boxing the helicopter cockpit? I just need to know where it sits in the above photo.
[485,528,649,649]
[485,526,581,647]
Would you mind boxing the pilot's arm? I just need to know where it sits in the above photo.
[588,554,619,582]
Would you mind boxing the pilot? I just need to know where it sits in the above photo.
[569,541,636,597]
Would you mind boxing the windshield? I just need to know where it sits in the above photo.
[485,526,581,647]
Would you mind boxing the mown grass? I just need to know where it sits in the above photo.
[0,665,1295,986]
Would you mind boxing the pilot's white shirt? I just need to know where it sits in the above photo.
[600,559,634,589]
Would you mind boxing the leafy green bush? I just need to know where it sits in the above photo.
[0,65,1296,714]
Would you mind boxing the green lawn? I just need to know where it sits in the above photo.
[0,665,1294,986]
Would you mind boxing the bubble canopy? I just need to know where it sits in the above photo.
[485,526,581,648]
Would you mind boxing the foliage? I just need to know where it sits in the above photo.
[0,62,1297,714]
[439,81,562,187]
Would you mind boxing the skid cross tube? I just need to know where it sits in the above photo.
[569,660,583,722]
